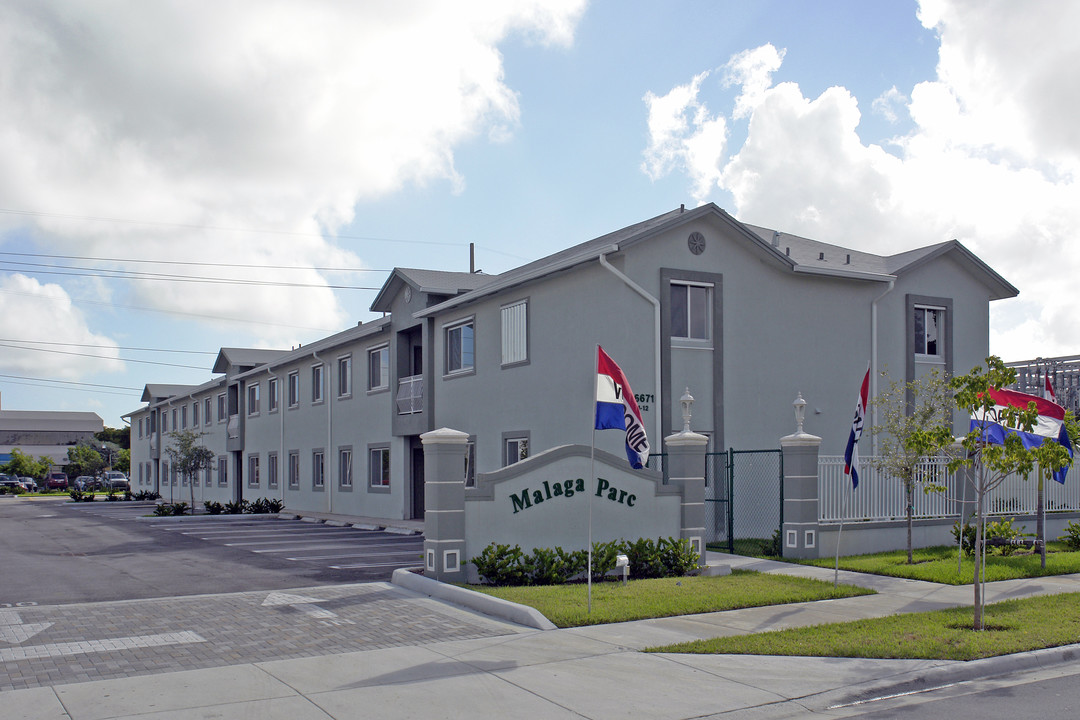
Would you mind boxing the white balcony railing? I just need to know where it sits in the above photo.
[396,375,423,415]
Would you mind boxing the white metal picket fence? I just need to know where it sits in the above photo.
[818,455,1080,523]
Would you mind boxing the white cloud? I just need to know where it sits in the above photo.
[871,86,908,124]
[722,44,785,120]
[642,2,1080,361]
[642,72,728,203]
[0,274,123,377]
[0,0,586,351]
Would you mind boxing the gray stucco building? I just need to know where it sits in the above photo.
[126,203,1017,521]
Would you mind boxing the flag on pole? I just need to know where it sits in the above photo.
[595,346,650,469]
[1045,373,1057,403]
[843,364,870,489]
[971,387,1073,483]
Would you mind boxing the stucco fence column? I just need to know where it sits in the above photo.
[420,427,469,582]
[663,430,708,565]
[780,395,823,559]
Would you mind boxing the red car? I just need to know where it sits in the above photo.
[46,472,69,490]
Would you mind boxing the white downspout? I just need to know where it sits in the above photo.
[598,247,663,452]
[871,280,896,455]
[313,351,332,514]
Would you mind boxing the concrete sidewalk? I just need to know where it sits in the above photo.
[6,554,1080,720]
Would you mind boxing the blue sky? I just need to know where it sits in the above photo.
[1,0,1078,428]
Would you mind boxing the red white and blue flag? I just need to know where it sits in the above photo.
[971,387,1073,483]
[1045,374,1057,403]
[595,346,650,469]
[843,364,870,489]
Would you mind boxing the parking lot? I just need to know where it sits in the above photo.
[0,498,425,607]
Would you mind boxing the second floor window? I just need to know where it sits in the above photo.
[338,356,352,398]
[288,371,300,407]
[446,320,474,374]
[247,383,260,415]
[914,306,944,357]
[268,377,279,412]
[671,282,710,340]
[312,365,324,403]
[369,345,389,390]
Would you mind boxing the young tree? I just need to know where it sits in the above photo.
[64,443,104,479]
[943,357,1071,630]
[163,430,215,513]
[1,448,51,481]
[870,369,955,564]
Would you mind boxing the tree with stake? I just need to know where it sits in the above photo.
[163,430,215,514]
[942,357,1072,631]
[869,368,954,564]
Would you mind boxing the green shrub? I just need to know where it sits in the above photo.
[659,537,702,576]
[152,503,172,516]
[170,502,190,516]
[953,518,1027,556]
[1059,520,1080,550]
[224,499,248,514]
[524,546,587,585]
[266,498,284,513]
[590,540,622,582]
[623,537,665,579]
[204,500,225,515]
[68,488,83,502]
[471,543,529,586]
[761,529,783,557]
[132,490,160,501]
[123,490,133,501]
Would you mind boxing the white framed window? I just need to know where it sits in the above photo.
[369,446,390,489]
[288,451,300,489]
[138,463,144,484]
[248,454,260,488]
[368,345,389,391]
[203,465,212,486]
[161,411,168,433]
[204,398,212,426]
[914,305,944,357]
[337,355,352,398]
[268,377,279,413]
[138,418,143,438]
[247,382,260,416]
[181,405,188,429]
[192,401,199,427]
[339,447,353,488]
[217,393,227,423]
[172,408,178,430]
[671,281,711,340]
[312,450,325,489]
[311,364,325,403]
[501,300,528,366]
[445,319,475,375]
[268,452,278,490]
[505,435,529,466]
[288,371,300,408]
[217,456,228,486]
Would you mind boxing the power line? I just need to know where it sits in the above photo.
[0,250,389,274]
[0,341,208,369]
[0,372,142,392]
[0,338,217,355]
[0,207,463,248]
[0,287,343,333]
[0,260,383,290]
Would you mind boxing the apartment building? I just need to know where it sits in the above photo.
[127,203,1017,521]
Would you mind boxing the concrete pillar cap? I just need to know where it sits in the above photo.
[420,427,471,445]
[780,431,822,447]
[664,430,710,447]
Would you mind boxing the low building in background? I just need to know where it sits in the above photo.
[0,409,105,466]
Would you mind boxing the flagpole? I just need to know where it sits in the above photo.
[588,344,600,614]
[834,489,846,587]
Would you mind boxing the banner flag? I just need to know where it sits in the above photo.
[843,364,870,489]
[595,346,650,469]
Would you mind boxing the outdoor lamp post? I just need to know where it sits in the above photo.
[680,387,694,433]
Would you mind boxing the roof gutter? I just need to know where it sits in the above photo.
[598,245,663,453]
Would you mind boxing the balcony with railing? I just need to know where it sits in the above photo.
[396,375,423,415]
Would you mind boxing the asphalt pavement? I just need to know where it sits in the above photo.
[4,544,1080,719]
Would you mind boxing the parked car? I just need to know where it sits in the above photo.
[74,476,96,491]
[103,471,130,492]
[0,475,24,494]
[18,477,37,492]
[46,472,68,491]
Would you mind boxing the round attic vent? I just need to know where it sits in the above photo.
[688,231,706,255]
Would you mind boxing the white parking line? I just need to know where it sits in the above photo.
[329,560,423,570]
[286,549,423,561]
[0,631,207,662]
[254,540,419,555]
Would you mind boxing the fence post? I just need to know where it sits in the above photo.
[780,393,822,559]
[420,427,469,582]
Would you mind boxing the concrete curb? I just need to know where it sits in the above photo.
[806,642,1080,711]
[391,568,557,631]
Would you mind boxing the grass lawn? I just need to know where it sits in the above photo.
[465,570,874,628]
[648,592,1080,661]
[795,544,1080,585]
